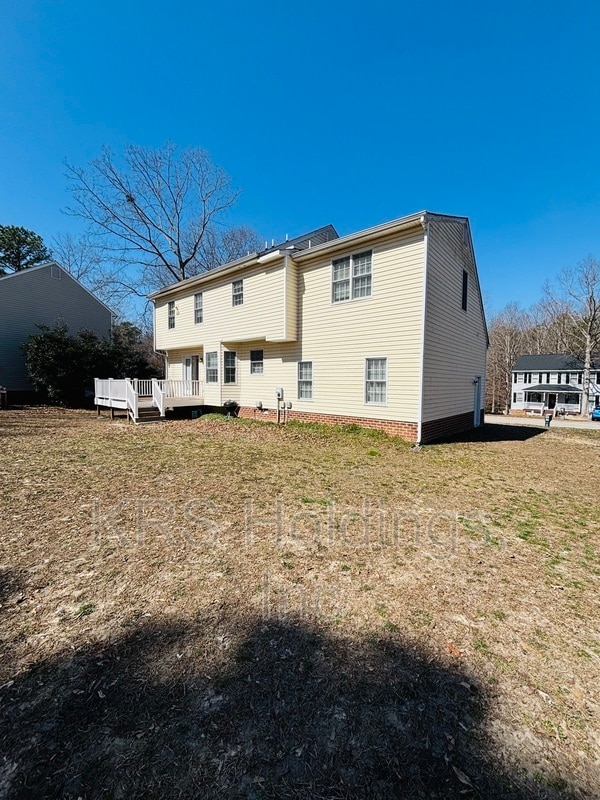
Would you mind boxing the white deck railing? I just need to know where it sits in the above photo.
[95,378,203,419]
[133,378,153,397]
[94,378,128,407]
[157,379,203,398]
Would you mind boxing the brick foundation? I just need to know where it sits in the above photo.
[420,410,481,443]
[236,406,419,443]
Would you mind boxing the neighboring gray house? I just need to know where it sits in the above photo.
[510,353,600,416]
[0,261,113,398]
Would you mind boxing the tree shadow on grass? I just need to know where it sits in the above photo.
[0,608,582,800]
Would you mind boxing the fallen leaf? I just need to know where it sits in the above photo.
[452,765,473,787]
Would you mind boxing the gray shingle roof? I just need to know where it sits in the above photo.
[513,354,599,372]
[523,384,582,393]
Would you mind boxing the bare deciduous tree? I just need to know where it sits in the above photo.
[545,256,600,416]
[65,143,260,298]
[486,303,528,413]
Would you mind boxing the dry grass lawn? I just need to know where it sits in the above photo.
[0,408,598,799]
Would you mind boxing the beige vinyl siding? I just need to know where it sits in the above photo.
[160,233,425,419]
[0,264,112,391]
[421,218,487,422]
[154,261,292,351]
[294,232,425,422]
[283,255,298,342]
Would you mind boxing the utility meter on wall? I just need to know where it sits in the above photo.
[275,387,284,401]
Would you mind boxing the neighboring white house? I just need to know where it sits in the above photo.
[0,261,113,398]
[144,211,488,443]
[510,354,600,416]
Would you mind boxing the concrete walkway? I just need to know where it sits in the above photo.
[485,414,600,432]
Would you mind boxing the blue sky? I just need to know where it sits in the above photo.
[1,0,600,315]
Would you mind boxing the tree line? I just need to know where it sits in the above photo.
[486,256,600,416]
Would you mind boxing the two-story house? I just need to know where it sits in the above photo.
[510,354,600,416]
[145,211,487,444]
[0,261,113,401]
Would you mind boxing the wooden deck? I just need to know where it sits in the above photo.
[94,378,203,423]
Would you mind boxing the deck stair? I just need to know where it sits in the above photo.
[134,406,163,424]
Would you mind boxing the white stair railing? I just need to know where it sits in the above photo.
[152,379,166,417]
[125,379,138,420]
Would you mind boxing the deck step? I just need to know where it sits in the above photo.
[133,407,163,424]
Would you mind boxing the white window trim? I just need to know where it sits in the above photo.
[250,349,264,374]
[205,351,218,384]
[364,357,388,406]
[297,361,313,401]
[194,292,203,325]
[232,279,244,307]
[331,250,373,304]
[224,351,237,385]
[168,301,176,330]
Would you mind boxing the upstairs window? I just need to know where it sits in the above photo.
[194,293,203,324]
[365,358,387,405]
[206,352,218,383]
[461,270,468,311]
[224,351,236,384]
[232,279,244,306]
[332,250,372,303]
[168,301,175,329]
[250,349,264,374]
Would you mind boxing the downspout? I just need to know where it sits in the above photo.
[416,214,429,445]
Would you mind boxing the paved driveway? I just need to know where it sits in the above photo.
[485,414,600,431]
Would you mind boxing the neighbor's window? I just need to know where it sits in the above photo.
[168,301,175,329]
[513,374,517,384]
[461,270,468,311]
[564,372,570,384]
[365,358,387,404]
[194,293,203,324]
[557,373,562,384]
[224,351,236,384]
[297,361,313,399]
[546,373,550,383]
[206,352,218,383]
[250,349,264,374]
[232,279,244,306]
[332,250,372,303]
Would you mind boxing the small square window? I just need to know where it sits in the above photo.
[232,279,244,306]
[250,349,264,374]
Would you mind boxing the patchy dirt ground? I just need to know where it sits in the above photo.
[0,408,598,799]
